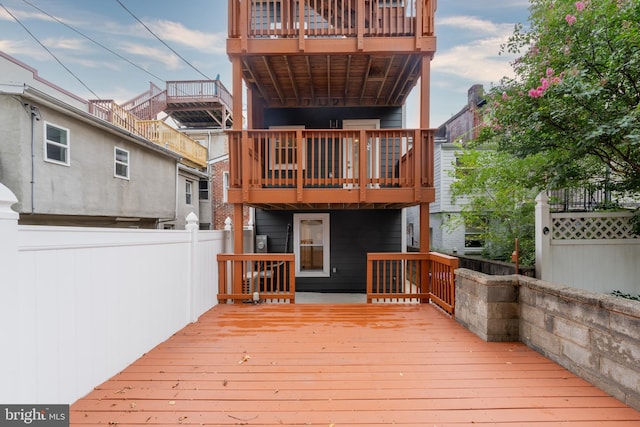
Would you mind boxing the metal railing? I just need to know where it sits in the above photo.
[366,252,458,314]
[217,253,296,303]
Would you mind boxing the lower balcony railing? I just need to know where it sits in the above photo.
[228,128,433,207]
[217,253,296,303]
[217,251,458,310]
[366,252,459,313]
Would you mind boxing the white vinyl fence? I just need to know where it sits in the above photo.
[0,184,224,405]
[536,192,640,295]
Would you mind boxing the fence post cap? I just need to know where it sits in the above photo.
[185,211,199,230]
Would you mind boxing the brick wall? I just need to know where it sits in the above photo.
[210,159,251,230]
[455,269,640,410]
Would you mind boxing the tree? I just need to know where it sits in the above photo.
[480,0,640,193]
[449,146,543,265]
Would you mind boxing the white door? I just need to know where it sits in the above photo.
[342,119,380,188]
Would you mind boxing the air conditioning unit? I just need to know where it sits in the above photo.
[256,235,268,253]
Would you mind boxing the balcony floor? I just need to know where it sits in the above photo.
[70,303,640,426]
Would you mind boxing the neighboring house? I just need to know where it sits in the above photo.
[408,84,485,254]
[119,81,242,230]
[225,0,437,292]
[0,51,190,228]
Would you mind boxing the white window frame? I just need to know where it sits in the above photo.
[114,147,130,179]
[222,171,230,203]
[293,213,330,277]
[186,181,193,205]
[44,122,70,166]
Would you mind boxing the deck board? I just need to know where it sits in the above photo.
[70,304,640,426]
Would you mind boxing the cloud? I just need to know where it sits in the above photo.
[41,37,87,51]
[119,41,182,70]
[150,19,226,53]
[433,36,516,84]
[438,15,507,35]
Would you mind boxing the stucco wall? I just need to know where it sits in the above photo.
[0,96,178,222]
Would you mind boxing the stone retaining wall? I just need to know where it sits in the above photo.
[455,268,640,410]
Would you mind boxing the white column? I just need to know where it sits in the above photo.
[535,192,551,280]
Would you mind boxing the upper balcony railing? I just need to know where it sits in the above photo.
[227,128,434,207]
[229,0,435,40]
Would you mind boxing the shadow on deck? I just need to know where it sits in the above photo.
[71,304,640,426]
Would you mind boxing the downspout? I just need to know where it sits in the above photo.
[28,105,41,214]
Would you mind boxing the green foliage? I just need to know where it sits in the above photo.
[480,0,640,193]
[611,290,640,302]
[448,148,541,265]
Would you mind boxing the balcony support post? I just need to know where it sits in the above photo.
[233,203,244,295]
[420,56,431,128]
[359,130,367,201]
[420,202,430,253]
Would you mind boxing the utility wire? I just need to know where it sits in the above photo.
[115,0,211,80]
[21,0,166,85]
[0,2,101,99]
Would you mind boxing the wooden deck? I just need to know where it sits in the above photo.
[70,304,640,426]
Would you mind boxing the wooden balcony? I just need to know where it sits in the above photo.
[227,0,436,109]
[227,128,435,209]
[89,100,208,168]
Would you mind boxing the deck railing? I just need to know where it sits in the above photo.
[230,0,435,39]
[89,100,208,168]
[88,100,139,135]
[228,128,432,191]
[366,252,458,314]
[137,120,207,168]
[217,253,296,303]
[167,80,233,112]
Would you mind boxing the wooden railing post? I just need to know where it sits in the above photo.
[357,0,365,50]
[359,129,367,201]
[366,256,373,303]
[296,129,304,202]
[298,0,305,51]
[241,0,249,52]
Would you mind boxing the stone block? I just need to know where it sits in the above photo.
[553,316,591,346]
[486,285,518,303]
[486,318,519,342]
[561,340,598,371]
[608,310,640,342]
[526,323,561,357]
[520,304,545,329]
[592,329,640,369]
[487,302,519,320]
[600,356,640,396]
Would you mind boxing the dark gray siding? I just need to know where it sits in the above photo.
[255,209,402,292]
[264,106,403,129]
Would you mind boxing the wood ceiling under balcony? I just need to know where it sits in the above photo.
[241,51,424,108]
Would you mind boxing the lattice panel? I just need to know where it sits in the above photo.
[552,215,639,240]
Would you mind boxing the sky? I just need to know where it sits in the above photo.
[0,0,531,127]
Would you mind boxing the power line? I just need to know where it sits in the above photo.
[0,2,101,99]
[115,0,211,80]
[21,0,167,85]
